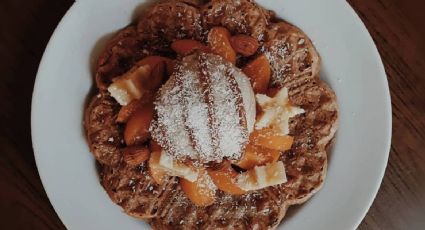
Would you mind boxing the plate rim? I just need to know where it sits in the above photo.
[340,2,392,228]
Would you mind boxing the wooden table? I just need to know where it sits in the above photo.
[1,0,424,229]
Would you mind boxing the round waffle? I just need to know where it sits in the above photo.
[84,0,338,228]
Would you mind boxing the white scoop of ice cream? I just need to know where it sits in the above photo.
[150,52,256,164]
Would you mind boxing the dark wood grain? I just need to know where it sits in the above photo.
[347,1,425,229]
[0,0,72,229]
[0,0,424,229]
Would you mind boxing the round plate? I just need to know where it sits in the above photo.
[31,0,391,229]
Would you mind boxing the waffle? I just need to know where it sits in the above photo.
[84,0,339,229]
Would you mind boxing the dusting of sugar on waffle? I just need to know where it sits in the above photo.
[150,53,254,163]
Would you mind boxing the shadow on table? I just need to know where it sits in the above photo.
[0,0,73,229]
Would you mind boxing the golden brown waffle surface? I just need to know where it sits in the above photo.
[84,0,339,229]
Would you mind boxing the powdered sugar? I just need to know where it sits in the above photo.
[208,63,245,158]
[197,170,217,196]
[150,53,256,163]
[264,23,317,87]
[265,40,291,85]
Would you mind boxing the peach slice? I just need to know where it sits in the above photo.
[159,153,198,182]
[208,27,236,64]
[171,39,209,55]
[117,99,141,123]
[145,60,166,90]
[108,56,171,106]
[237,161,287,191]
[148,151,168,184]
[108,65,152,105]
[149,139,162,152]
[180,170,216,206]
[242,54,271,94]
[207,162,245,195]
[131,56,167,91]
[236,144,280,170]
[137,56,175,76]
[116,93,155,123]
[251,128,294,151]
[124,103,154,145]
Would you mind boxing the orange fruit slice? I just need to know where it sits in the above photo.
[124,103,154,145]
[242,54,271,94]
[237,161,287,191]
[148,151,168,184]
[116,93,155,123]
[180,170,216,206]
[149,139,162,152]
[171,39,209,55]
[207,27,236,64]
[117,99,142,123]
[251,128,294,151]
[236,143,280,169]
[136,55,174,77]
[207,162,245,195]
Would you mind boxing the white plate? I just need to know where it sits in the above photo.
[31,0,391,229]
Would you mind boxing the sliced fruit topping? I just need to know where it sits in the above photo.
[230,34,259,57]
[255,87,305,135]
[171,39,209,55]
[207,161,245,195]
[250,128,294,151]
[148,150,199,184]
[138,55,175,76]
[207,27,236,64]
[146,60,166,90]
[108,56,169,106]
[237,161,287,191]
[236,143,280,169]
[124,103,154,145]
[116,93,155,123]
[149,139,162,152]
[117,99,143,123]
[122,145,150,166]
[180,170,216,207]
[242,54,271,94]
[148,151,168,184]
[108,65,151,105]
[159,151,198,182]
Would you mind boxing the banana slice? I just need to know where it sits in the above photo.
[108,65,151,105]
[255,87,304,135]
[237,161,287,191]
[159,151,199,182]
